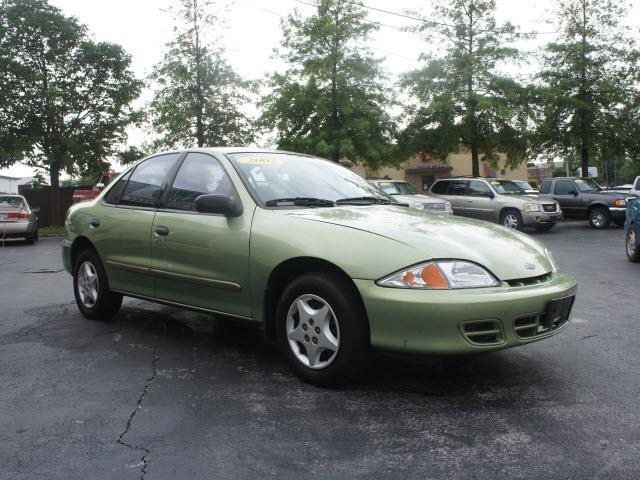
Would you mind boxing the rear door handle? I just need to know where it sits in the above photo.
[154,226,170,236]
[89,218,100,228]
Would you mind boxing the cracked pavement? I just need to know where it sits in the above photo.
[1,223,639,479]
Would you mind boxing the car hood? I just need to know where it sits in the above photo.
[281,205,552,280]
[391,194,447,205]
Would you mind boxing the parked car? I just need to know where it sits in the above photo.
[63,149,577,386]
[625,197,640,262]
[513,180,537,194]
[631,176,640,197]
[538,177,632,229]
[369,179,453,215]
[428,177,561,231]
[0,194,39,244]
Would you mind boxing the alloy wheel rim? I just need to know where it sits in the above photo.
[504,214,519,229]
[285,294,340,370]
[77,261,99,308]
[592,212,605,227]
[628,229,637,257]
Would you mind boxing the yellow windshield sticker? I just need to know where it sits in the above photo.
[238,157,283,166]
[575,179,584,184]
[491,181,500,186]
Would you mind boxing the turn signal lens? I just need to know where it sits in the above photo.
[421,263,448,288]
[614,199,626,207]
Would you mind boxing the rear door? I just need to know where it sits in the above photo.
[151,152,252,318]
[446,180,470,215]
[93,153,181,297]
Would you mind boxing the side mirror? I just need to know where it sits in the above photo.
[94,183,105,191]
[483,191,495,199]
[32,207,40,213]
[569,189,578,196]
[195,194,243,217]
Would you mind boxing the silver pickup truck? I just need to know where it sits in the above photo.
[428,177,561,231]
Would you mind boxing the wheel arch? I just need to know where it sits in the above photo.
[70,236,98,269]
[262,257,369,344]
[587,203,609,214]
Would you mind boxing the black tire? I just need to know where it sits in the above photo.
[534,223,555,233]
[588,207,611,229]
[275,272,370,387]
[73,249,122,320]
[499,209,524,231]
[627,226,640,263]
[24,233,34,245]
[33,227,38,240]
[614,219,626,228]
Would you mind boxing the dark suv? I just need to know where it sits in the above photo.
[539,177,631,229]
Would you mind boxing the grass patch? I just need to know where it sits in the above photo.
[39,226,66,237]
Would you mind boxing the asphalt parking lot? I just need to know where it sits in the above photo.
[1,222,639,480]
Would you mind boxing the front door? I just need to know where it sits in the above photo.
[552,180,583,217]
[151,152,253,318]
[95,153,181,297]
[465,180,495,220]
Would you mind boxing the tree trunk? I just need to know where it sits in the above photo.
[467,3,480,177]
[330,6,340,163]
[50,162,62,227]
[193,0,205,147]
[580,143,589,178]
[471,142,480,177]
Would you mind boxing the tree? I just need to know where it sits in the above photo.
[536,0,640,177]
[149,0,255,149]
[261,0,395,168]
[0,0,142,225]
[400,0,529,176]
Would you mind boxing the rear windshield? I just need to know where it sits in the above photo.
[0,196,25,208]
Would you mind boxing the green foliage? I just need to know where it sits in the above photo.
[149,0,256,149]
[535,0,640,176]
[0,0,141,224]
[260,0,395,168]
[400,0,530,176]
[527,179,539,189]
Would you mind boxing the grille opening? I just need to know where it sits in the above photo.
[514,313,569,339]
[506,273,552,288]
[460,320,504,345]
[542,204,557,213]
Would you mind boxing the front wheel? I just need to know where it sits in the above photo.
[589,207,611,229]
[275,272,370,387]
[500,209,523,231]
[627,226,640,262]
[73,249,122,320]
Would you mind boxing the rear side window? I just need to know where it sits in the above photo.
[120,154,180,208]
[539,180,552,194]
[104,170,132,205]
[448,180,468,196]
[554,180,575,195]
[430,181,448,194]
[165,153,233,211]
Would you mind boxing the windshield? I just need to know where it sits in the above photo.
[514,181,534,191]
[487,180,524,194]
[228,153,392,206]
[574,178,601,192]
[377,181,418,195]
[0,196,25,208]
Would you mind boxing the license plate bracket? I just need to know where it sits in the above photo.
[543,295,575,330]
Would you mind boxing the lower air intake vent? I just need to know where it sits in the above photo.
[460,320,505,346]
[506,273,552,288]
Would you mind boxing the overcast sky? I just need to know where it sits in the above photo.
[3,0,639,179]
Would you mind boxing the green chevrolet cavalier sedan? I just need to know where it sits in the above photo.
[62,148,577,386]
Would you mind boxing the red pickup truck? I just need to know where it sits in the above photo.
[71,172,117,205]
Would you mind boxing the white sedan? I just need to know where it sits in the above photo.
[369,180,453,215]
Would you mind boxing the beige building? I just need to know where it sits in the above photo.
[345,151,529,192]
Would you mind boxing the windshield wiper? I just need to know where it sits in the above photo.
[265,197,335,207]
[335,196,392,205]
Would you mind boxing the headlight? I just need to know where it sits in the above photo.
[523,203,540,212]
[410,201,425,210]
[445,201,452,210]
[377,260,500,289]
[614,199,626,207]
[545,248,558,272]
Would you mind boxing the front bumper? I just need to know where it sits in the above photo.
[61,238,73,274]
[522,210,562,226]
[354,272,577,355]
[610,207,627,220]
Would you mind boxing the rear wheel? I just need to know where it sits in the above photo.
[627,226,640,262]
[24,233,35,245]
[589,207,611,229]
[73,249,122,320]
[275,272,369,387]
[500,209,523,231]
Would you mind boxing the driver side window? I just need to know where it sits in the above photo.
[554,180,575,195]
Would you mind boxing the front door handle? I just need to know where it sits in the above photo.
[89,218,100,228]
[154,226,170,236]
